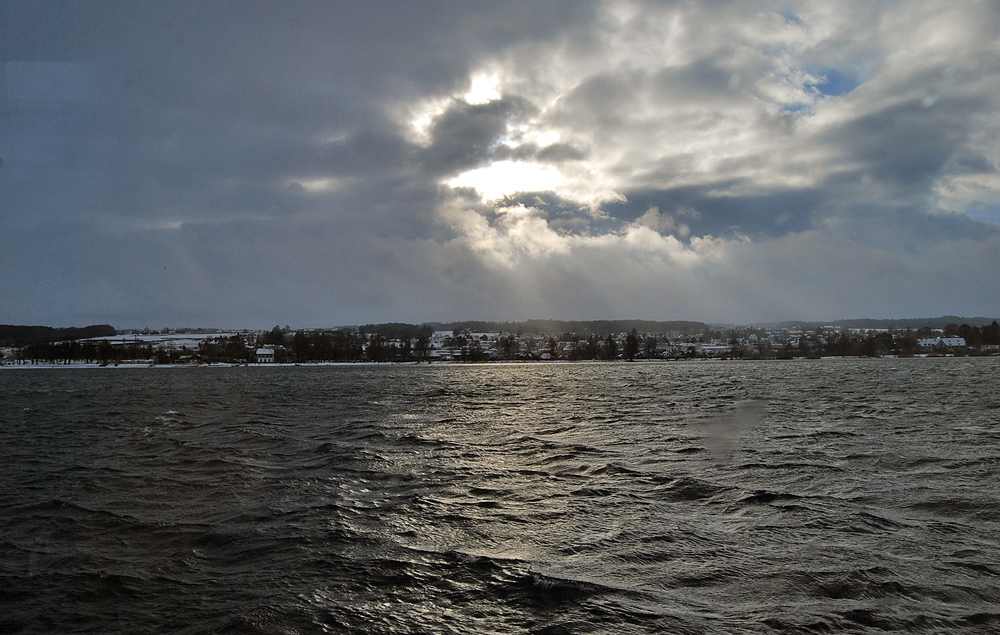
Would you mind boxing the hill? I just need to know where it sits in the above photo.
[0,325,117,347]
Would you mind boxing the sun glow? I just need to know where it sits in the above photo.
[448,161,564,201]
[464,73,501,105]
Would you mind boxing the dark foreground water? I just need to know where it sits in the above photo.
[2,359,999,634]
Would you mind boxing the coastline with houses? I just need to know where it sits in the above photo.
[3,319,998,367]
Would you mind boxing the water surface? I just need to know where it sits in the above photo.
[2,359,999,633]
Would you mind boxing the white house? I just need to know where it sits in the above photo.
[918,337,966,348]
[256,348,275,363]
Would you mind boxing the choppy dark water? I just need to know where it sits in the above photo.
[2,359,999,634]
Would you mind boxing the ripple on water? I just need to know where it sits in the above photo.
[2,359,999,633]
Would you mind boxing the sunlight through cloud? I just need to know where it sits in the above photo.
[464,73,501,105]
[448,161,564,201]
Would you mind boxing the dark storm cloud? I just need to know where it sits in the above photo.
[607,186,824,238]
[1,0,596,219]
[535,143,589,163]
[418,97,537,177]
[826,94,984,187]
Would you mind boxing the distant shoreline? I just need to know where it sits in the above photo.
[4,354,994,370]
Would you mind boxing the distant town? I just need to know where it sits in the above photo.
[2,317,999,367]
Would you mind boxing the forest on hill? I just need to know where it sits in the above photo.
[0,324,116,347]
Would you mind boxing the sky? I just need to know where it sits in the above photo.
[2,1,999,329]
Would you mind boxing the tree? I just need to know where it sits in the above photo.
[624,330,640,361]
[605,334,619,360]
[414,335,430,362]
[959,324,983,347]
[893,329,919,357]
[292,331,310,362]
[464,338,486,362]
[314,332,334,361]
[225,336,249,363]
[264,325,284,346]
[367,332,385,362]
[984,321,1000,345]
[99,341,113,365]
[498,334,518,360]
[645,336,658,359]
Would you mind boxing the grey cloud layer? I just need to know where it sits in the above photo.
[1,1,998,327]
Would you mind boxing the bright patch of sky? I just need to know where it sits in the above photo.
[449,161,563,201]
[808,68,861,97]
[464,73,501,105]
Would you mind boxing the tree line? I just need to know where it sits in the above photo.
[3,320,999,365]
[762,322,1000,359]
[0,324,115,347]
